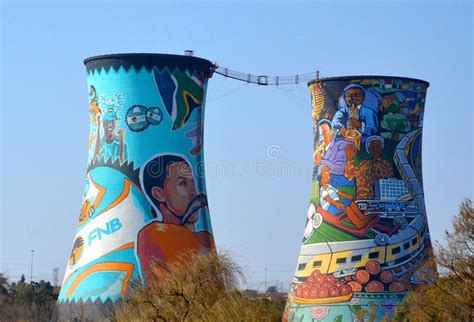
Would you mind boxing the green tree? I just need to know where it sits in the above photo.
[396,199,474,321]
[0,277,57,321]
[380,113,411,141]
[0,273,9,305]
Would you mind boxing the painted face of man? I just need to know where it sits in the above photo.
[344,88,364,107]
[102,119,117,136]
[319,124,332,146]
[368,140,384,159]
[152,161,197,217]
[320,166,331,184]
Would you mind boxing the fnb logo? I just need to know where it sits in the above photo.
[88,218,123,245]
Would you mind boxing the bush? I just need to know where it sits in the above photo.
[0,278,58,322]
[113,251,285,321]
[395,199,474,321]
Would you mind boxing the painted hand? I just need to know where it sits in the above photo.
[118,129,125,141]
[340,127,347,138]
[345,144,358,160]
[349,119,361,129]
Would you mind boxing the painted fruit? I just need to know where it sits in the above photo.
[334,281,344,289]
[380,270,394,283]
[344,275,353,282]
[348,281,363,292]
[366,281,384,293]
[389,281,406,292]
[309,287,319,298]
[302,288,310,298]
[329,286,341,297]
[315,275,325,283]
[319,287,329,298]
[295,287,303,297]
[323,282,332,289]
[365,260,381,275]
[311,269,321,277]
[340,285,352,296]
[355,270,370,284]
[307,276,315,284]
[324,275,335,285]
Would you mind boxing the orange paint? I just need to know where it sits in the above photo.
[90,175,106,211]
[63,242,135,295]
[100,178,141,214]
[66,262,134,298]
[137,222,213,280]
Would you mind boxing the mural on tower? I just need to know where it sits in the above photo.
[54,54,216,320]
[284,76,436,321]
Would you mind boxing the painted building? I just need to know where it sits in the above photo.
[53,54,216,320]
[284,76,436,322]
[375,178,409,200]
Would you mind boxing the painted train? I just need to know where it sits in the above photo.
[294,213,429,282]
[356,200,418,218]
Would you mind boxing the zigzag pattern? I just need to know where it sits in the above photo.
[52,297,118,322]
[87,156,140,187]
[84,53,214,78]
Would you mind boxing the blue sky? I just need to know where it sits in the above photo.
[1,1,472,290]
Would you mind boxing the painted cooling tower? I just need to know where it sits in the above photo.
[54,54,216,320]
[284,76,436,321]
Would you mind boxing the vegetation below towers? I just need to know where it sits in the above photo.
[0,199,472,321]
[112,251,286,321]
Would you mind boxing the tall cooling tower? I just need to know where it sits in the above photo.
[54,54,216,320]
[284,76,436,321]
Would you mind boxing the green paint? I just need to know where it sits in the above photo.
[171,70,204,130]
[304,222,358,244]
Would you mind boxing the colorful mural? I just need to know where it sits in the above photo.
[54,54,216,320]
[284,76,436,321]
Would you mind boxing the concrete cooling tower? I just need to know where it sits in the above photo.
[284,76,437,321]
[54,54,216,320]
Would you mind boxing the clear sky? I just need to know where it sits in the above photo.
[1,1,472,291]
